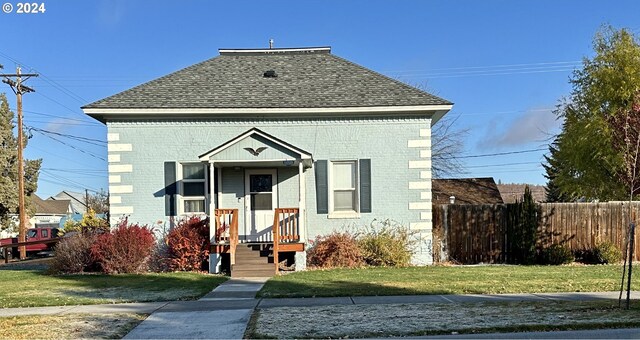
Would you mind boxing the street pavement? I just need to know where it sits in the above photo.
[419,327,640,339]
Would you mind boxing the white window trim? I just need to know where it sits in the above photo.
[178,162,208,215]
[328,160,360,219]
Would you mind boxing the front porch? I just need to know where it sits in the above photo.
[195,128,313,275]
[210,208,305,276]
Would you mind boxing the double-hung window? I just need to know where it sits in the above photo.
[180,163,207,214]
[329,160,359,215]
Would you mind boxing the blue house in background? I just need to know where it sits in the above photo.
[82,46,453,275]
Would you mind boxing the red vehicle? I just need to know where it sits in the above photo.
[0,227,60,259]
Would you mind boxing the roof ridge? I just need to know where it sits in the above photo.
[219,47,331,55]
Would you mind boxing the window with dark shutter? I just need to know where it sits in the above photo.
[164,162,177,216]
[315,160,328,214]
[359,159,371,213]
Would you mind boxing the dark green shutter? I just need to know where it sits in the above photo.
[164,162,177,216]
[359,159,372,213]
[315,160,328,214]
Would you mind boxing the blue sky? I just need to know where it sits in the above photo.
[1,0,638,198]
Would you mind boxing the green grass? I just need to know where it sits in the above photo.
[0,270,228,308]
[259,265,640,298]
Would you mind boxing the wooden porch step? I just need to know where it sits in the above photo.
[231,269,275,277]
[231,243,275,277]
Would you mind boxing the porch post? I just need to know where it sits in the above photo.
[208,161,216,224]
[298,161,305,242]
[208,160,221,274]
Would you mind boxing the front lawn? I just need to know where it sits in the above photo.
[259,265,639,298]
[0,270,228,308]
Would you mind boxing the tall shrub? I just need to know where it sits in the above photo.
[50,233,97,274]
[358,220,415,267]
[90,220,155,274]
[510,186,539,264]
[166,217,210,271]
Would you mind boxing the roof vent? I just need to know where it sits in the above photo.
[263,70,278,78]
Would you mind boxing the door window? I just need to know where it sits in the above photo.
[249,174,272,211]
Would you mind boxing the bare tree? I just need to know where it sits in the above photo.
[403,81,468,178]
[86,189,109,215]
[431,114,469,178]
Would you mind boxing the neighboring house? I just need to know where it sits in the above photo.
[82,46,453,274]
[30,194,73,228]
[497,183,546,203]
[432,178,504,205]
[49,191,87,215]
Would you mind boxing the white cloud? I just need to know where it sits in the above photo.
[480,107,561,149]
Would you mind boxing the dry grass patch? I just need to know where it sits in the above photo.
[0,313,146,339]
[250,300,640,338]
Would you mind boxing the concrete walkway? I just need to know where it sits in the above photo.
[1,290,638,338]
[124,277,270,339]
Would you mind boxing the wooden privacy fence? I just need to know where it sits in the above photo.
[432,202,640,264]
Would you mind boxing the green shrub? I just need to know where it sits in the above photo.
[50,233,97,274]
[62,209,109,235]
[358,219,415,267]
[594,241,623,264]
[307,232,363,268]
[541,244,574,265]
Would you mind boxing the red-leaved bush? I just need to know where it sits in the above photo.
[307,231,363,268]
[166,217,210,271]
[90,220,156,274]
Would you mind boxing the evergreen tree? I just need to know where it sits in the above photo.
[0,93,42,231]
[543,136,572,202]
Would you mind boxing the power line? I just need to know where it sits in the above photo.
[0,50,87,103]
[31,129,106,161]
[466,161,541,169]
[28,144,105,169]
[383,60,581,74]
[0,51,97,124]
[12,107,103,125]
[446,148,547,160]
[29,126,106,145]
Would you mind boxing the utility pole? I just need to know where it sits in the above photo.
[1,67,38,260]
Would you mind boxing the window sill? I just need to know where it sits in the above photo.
[328,211,361,219]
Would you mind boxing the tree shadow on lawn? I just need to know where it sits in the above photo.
[30,270,228,303]
[257,278,483,298]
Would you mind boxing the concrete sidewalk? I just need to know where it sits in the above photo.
[1,290,638,339]
[1,291,638,317]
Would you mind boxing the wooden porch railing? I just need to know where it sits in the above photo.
[272,208,300,274]
[214,209,239,265]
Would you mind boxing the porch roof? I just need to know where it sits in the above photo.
[198,128,312,166]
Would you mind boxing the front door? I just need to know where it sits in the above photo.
[244,169,277,242]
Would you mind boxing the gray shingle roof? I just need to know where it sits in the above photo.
[83,47,451,110]
[31,194,71,215]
